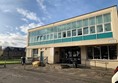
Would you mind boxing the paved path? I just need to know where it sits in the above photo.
[0,64,113,83]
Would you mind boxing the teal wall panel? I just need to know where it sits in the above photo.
[97,32,112,39]
[72,36,82,41]
[54,39,62,43]
[83,35,96,40]
[62,38,71,42]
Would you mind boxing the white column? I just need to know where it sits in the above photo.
[81,46,87,65]
[48,47,54,64]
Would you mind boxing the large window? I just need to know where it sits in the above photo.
[63,32,66,38]
[87,45,117,60]
[96,15,103,24]
[97,25,103,33]
[67,30,71,37]
[104,23,111,31]
[103,13,111,23]
[72,29,76,36]
[76,20,82,28]
[32,49,38,58]
[89,17,95,25]
[83,19,88,26]
[77,29,82,36]
[83,27,89,34]
[54,33,58,39]
[90,26,95,34]
[58,32,61,38]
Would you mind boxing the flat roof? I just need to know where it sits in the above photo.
[28,5,117,31]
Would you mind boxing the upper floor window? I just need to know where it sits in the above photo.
[77,29,82,36]
[83,27,89,35]
[58,32,61,38]
[76,20,82,28]
[89,17,95,25]
[72,29,76,36]
[50,34,54,40]
[83,19,88,26]
[104,23,111,31]
[63,32,66,38]
[103,13,111,23]
[67,30,71,37]
[96,15,103,24]
[97,25,103,33]
[90,26,95,34]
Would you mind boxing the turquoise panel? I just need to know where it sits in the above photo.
[46,40,54,44]
[97,32,112,39]
[54,39,62,43]
[72,36,82,41]
[83,35,96,40]
[62,38,71,42]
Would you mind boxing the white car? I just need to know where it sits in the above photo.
[112,67,118,83]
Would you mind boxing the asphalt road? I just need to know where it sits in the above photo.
[0,64,113,83]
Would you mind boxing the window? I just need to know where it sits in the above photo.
[67,23,72,30]
[50,34,53,39]
[54,33,57,39]
[87,47,93,59]
[63,32,66,38]
[67,31,71,37]
[101,46,108,59]
[40,36,43,41]
[83,19,88,26]
[72,22,76,28]
[104,23,111,31]
[89,17,95,25]
[37,36,40,41]
[72,29,76,36]
[58,32,61,38]
[47,35,50,40]
[96,15,103,24]
[97,25,103,33]
[90,26,95,34]
[94,46,100,59]
[77,29,82,36]
[32,49,38,58]
[109,45,117,59]
[83,27,89,34]
[104,13,111,23]
[43,35,46,40]
[76,20,82,28]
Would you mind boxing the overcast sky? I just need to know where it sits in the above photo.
[0,0,118,47]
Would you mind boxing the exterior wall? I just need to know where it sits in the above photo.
[54,47,60,63]
[47,47,54,64]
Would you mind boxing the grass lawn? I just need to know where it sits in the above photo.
[0,59,21,64]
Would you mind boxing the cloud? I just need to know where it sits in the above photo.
[21,18,28,23]
[20,23,42,34]
[0,33,26,47]
[16,8,43,23]
[36,0,47,12]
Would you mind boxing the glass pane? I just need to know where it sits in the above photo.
[76,20,82,28]
[104,13,111,23]
[90,26,95,34]
[87,47,93,59]
[72,22,76,28]
[67,23,72,30]
[94,46,100,59]
[109,45,117,59]
[50,34,53,39]
[58,32,61,38]
[63,32,66,38]
[96,15,103,24]
[72,29,76,36]
[67,31,71,37]
[89,17,95,25]
[53,26,58,32]
[47,35,50,40]
[83,19,88,26]
[97,25,103,32]
[54,33,57,39]
[77,29,82,36]
[44,35,46,40]
[104,23,111,31]
[101,46,108,59]
[83,27,88,34]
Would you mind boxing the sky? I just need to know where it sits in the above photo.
[0,0,118,47]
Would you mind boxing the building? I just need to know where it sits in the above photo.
[0,47,26,59]
[26,5,118,69]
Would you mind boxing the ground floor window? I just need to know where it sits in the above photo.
[32,49,38,58]
[87,45,117,60]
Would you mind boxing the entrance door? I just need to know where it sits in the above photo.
[40,51,44,63]
[60,46,81,64]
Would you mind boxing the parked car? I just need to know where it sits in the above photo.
[112,66,118,83]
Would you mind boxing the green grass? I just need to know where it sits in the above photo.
[0,59,21,64]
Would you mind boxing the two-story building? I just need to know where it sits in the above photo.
[26,5,118,69]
